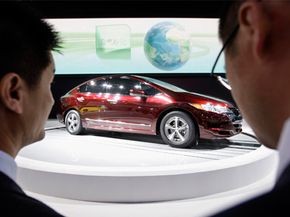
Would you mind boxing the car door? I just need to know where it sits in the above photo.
[103,76,162,134]
[98,77,140,131]
[76,78,108,128]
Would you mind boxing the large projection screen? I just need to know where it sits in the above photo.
[49,18,225,75]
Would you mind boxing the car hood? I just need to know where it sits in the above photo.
[178,92,235,107]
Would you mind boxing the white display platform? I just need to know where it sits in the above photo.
[26,170,276,217]
[16,121,277,203]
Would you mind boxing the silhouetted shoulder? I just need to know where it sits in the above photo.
[0,172,64,216]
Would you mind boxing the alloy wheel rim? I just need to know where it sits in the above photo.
[67,112,80,133]
[164,116,189,145]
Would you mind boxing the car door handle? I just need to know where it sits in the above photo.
[107,99,118,104]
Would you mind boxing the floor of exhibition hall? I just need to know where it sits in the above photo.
[15,119,278,217]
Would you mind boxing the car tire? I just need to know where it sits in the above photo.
[65,110,84,135]
[160,111,198,148]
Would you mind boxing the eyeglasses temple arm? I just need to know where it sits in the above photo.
[210,24,239,77]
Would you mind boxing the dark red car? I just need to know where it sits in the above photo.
[57,75,242,148]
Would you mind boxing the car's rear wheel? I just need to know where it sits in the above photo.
[160,111,198,148]
[65,110,84,135]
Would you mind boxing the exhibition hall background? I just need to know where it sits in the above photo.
[4,0,233,118]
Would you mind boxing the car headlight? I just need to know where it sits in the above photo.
[190,103,233,114]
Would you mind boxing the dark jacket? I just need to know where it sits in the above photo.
[212,164,290,216]
[0,171,64,216]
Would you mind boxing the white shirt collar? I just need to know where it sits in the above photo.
[277,118,290,180]
[0,150,17,181]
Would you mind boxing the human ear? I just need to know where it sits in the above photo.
[238,1,270,59]
[0,73,25,114]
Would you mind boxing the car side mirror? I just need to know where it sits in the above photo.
[129,89,147,97]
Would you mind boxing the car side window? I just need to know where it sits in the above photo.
[124,79,142,96]
[141,83,160,96]
[106,78,126,95]
[107,77,141,96]
[79,83,88,93]
[79,79,107,93]
[93,79,107,93]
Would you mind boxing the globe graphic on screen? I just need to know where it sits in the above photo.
[144,22,191,71]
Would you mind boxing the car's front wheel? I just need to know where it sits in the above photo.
[65,110,84,135]
[160,111,198,148]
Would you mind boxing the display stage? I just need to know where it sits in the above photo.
[15,120,277,203]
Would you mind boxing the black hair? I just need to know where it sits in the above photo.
[219,1,243,53]
[0,3,61,88]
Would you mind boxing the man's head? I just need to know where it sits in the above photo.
[0,3,60,157]
[0,4,60,88]
[219,0,290,149]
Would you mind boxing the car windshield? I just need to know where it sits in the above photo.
[135,76,187,92]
